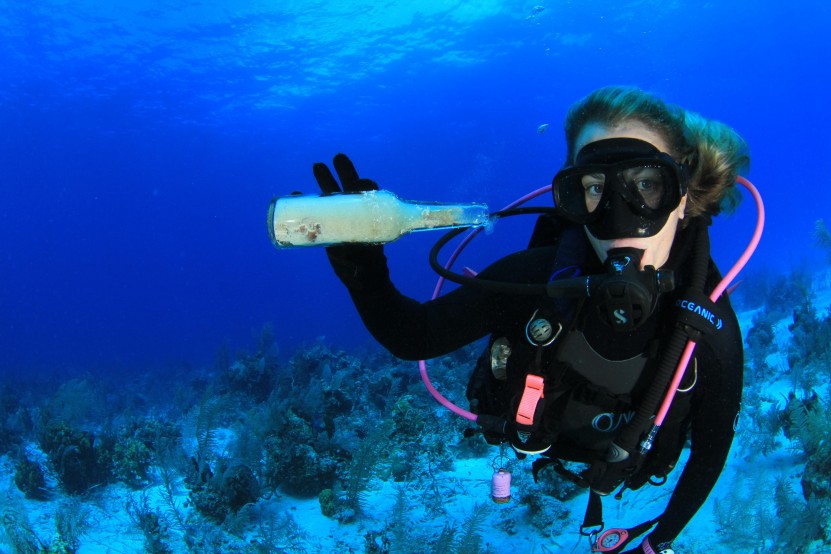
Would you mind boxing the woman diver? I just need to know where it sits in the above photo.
[309,86,750,554]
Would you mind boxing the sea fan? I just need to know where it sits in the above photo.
[194,395,222,465]
[455,503,490,554]
[788,390,830,457]
[345,427,387,514]
[773,476,823,549]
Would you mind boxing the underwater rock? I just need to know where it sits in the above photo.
[318,488,337,517]
[38,422,110,495]
[189,485,230,523]
[113,437,153,488]
[186,459,260,522]
[224,357,276,402]
[265,437,338,497]
[220,464,260,512]
[13,457,48,500]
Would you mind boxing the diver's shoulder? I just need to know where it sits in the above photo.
[477,246,559,282]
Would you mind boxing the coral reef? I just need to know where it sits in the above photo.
[113,437,154,488]
[37,421,112,495]
[112,416,182,489]
[222,356,277,403]
[262,411,340,498]
[13,456,48,500]
[186,457,262,523]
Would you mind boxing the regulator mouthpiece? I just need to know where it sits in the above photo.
[591,248,674,331]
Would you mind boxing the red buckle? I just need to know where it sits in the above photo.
[515,374,545,426]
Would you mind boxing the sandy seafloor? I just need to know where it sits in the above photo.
[1,269,829,554]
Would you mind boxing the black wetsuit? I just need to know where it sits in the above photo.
[337,221,743,547]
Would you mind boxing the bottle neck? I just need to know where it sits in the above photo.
[393,195,490,234]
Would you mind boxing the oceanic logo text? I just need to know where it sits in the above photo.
[676,299,723,330]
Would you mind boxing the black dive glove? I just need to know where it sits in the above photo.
[312,154,391,292]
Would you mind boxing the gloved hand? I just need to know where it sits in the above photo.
[312,154,391,292]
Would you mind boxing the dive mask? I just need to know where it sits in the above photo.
[552,138,688,239]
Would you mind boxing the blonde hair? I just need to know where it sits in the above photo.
[564,86,749,222]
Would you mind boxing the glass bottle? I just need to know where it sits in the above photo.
[268,190,490,248]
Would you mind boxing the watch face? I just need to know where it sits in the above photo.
[595,529,629,552]
[601,532,622,547]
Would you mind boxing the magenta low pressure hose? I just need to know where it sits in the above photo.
[419,185,553,422]
[652,176,765,428]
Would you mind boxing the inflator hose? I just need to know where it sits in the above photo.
[613,219,710,454]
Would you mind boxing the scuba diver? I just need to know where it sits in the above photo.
[308,86,750,554]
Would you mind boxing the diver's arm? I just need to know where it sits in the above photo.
[346,273,494,360]
[647,302,743,547]
[344,247,557,360]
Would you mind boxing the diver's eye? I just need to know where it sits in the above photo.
[636,179,660,194]
[581,173,605,212]
[635,179,664,208]
[586,183,604,196]
[622,167,665,208]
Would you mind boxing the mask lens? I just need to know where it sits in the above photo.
[553,147,685,230]
[619,164,670,211]
[581,173,605,213]
[553,169,602,222]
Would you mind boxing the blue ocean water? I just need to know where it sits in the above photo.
[2,2,831,552]
[1,1,827,374]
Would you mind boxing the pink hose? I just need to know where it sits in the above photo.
[653,176,765,426]
[419,185,553,421]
